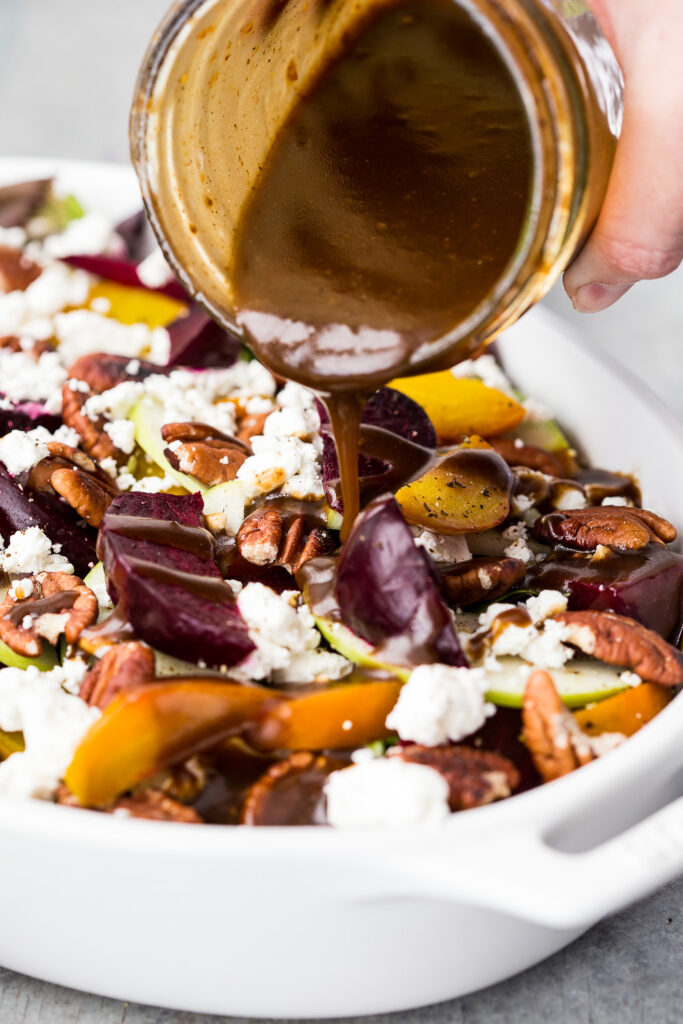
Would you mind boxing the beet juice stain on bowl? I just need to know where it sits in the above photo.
[132,0,621,538]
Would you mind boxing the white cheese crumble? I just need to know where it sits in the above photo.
[41,212,121,259]
[53,309,171,365]
[8,578,34,601]
[0,263,91,339]
[413,529,470,564]
[450,354,516,397]
[619,670,642,687]
[325,757,450,827]
[238,434,323,502]
[0,527,73,575]
[474,595,574,670]
[525,590,568,624]
[0,662,98,800]
[386,664,494,746]
[0,424,79,476]
[136,246,175,289]
[234,583,350,683]
[104,418,137,454]
[0,349,68,413]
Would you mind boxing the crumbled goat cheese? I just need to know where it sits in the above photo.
[413,529,470,564]
[234,584,350,683]
[116,472,178,494]
[42,212,122,259]
[0,226,27,248]
[602,496,632,507]
[503,537,535,565]
[90,295,112,314]
[104,418,137,454]
[83,379,144,422]
[552,484,587,511]
[450,354,516,397]
[0,527,73,575]
[238,434,323,502]
[525,590,568,625]
[521,397,552,423]
[263,404,320,442]
[0,424,80,476]
[0,263,90,338]
[325,757,450,827]
[0,349,68,413]
[53,310,170,365]
[476,598,574,670]
[136,246,175,289]
[619,670,642,687]
[8,578,34,601]
[0,663,98,799]
[386,664,494,746]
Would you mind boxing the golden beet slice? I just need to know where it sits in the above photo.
[573,683,672,738]
[87,281,186,328]
[390,373,525,442]
[65,680,281,808]
[396,446,513,534]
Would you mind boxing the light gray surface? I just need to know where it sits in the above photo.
[0,2,681,1021]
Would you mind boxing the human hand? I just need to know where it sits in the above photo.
[564,0,683,312]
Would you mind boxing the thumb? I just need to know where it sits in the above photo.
[564,24,683,312]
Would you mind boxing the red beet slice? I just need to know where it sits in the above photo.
[166,307,241,369]
[0,402,62,434]
[99,492,255,669]
[0,179,52,229]
[528,545,683,643]
[0,463,96,576]
[62,254,188,302]
[320,388,436,512]
[335,495,467,668]
[115,209,151,262]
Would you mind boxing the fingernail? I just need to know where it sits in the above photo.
[571,282,631,313]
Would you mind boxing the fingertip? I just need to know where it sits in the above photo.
[567,281,632,314]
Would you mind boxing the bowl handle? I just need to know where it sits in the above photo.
[392,794,683,928]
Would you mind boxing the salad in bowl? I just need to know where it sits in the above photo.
[0,171,680,830]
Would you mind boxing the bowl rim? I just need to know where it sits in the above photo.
[0,155,681,856]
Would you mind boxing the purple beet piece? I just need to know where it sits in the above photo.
[470,708,541,794]
[0,402,62,434]
[115,209,151,262]
[61,254,188,302]
[0,179,51,229]
[528,545,683,642]
[320,387,436,512]
[0,463,96,576]
[166,307,241,369]
[336,495,467,668]
[99,492,255,669]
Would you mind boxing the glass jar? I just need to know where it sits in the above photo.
[130,0,623,374]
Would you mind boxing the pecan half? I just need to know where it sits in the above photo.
[237,507,334,573]
[67,353,161,394]
[56,783,202,822]
[535,506,676,552]
[554,610,683,686]
[399,744,520,810]
[494,439,567,478]
[61,382,120,464]
[242,751,345,825]
[29,441,118,527]
[0,572,98,656]
[163,424,249,487]
[79,641,156,709]
[236,411,270,447]
[441,556,526,608]
[0,245,41,293]
[522,669,595,782]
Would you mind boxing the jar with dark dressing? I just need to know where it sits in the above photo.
[132,0,622,536]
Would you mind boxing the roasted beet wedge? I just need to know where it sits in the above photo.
[322,426,433,513]
[0,178,51,229]
[98,492,254,668]
[0,463,97,576]
[335,495,467,667]
[528,544,683,643]
[115,209,151,261]
[62,254,187,302]
[320,388,436,513]
[0,402,62,434]
[166,307,241,369]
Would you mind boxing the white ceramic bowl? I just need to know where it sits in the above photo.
[1,158,683,1018]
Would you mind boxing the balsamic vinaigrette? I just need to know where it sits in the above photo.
[231,0,533,537]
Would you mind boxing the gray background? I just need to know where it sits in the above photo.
[0,1,681,1021]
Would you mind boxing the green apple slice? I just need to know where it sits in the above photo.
[130,394,207,494]
[314,614,410,682]
[153,649,225,679]
[485,656,629,709]
[202,480,246,534]
[0,637,58,672]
